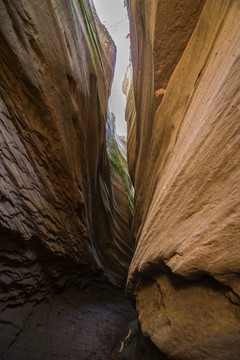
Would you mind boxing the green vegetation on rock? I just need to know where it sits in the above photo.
[107,137,134,215]
[80,0,106,77]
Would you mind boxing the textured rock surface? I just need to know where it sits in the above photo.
[0,259,137,360]
[137,275,240,360]
[0,0,133,283]
[105,113,134,273]
[122,63,136,182]
[126,0,240,358]
[0,0,135,358]
[2,0,240,358]
[125,0,205,189]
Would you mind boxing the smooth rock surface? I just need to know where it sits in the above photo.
[126,0,240,358]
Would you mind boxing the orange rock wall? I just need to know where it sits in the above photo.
[126,0,240,358]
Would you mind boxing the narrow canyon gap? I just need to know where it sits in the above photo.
[0,1,240,360]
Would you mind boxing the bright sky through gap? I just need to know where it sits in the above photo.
[93,0,130,136]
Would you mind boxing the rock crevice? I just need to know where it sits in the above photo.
[1,0,240,359]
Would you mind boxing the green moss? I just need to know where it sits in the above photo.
[80,0,106,77]
[103,200,111,215]
[107,138,134,215]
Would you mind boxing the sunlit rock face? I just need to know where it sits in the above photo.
[126,0,240,358]
[122,63,136,183]
[0,0,136,357]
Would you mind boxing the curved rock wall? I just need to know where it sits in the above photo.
[0,0,133,286]
[126,0,240,358]
[0,0,136,357]
[122,63,136,183]
[104,112,134,282]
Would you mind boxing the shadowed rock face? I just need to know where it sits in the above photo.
[0,233,137,360]
[125,0,240,358]
[0,0,133,282]
[0,0,136,358]
[105,113,134,272]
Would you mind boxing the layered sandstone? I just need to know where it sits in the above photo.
[123,63,136,182]
[0,0,133,286]
[126,0,240,358]
[0,0,135,357]
[1,0,240,358]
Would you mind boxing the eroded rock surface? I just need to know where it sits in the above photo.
[0,0,135,358]
[0,0,134,282]
[0,252,136,360]
[1,0,240,358]
[105,113,134,274]
[126,0,240,358]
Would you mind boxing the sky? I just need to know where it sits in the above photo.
[93,0,130,136]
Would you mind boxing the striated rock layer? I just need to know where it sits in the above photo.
[126,0,240,359]
[0,0,135,358]
[0,0,133,285]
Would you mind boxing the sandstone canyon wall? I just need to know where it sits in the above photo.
[0,0,135,358]
[126,0,240,359]
[1,0,240,359]
[0,0,133,287]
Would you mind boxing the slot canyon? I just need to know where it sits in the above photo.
[0,0,239,359]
